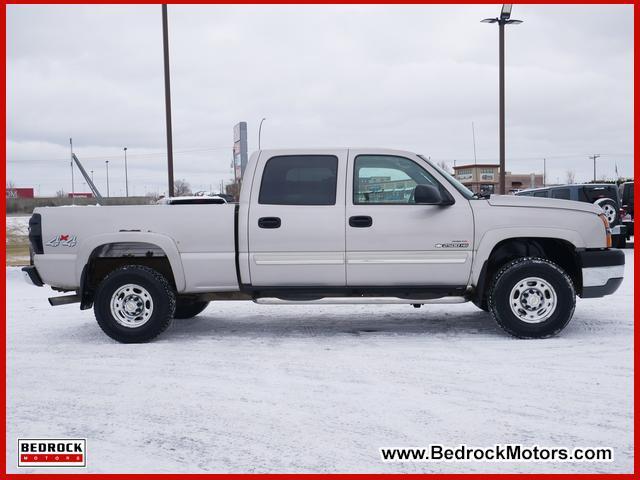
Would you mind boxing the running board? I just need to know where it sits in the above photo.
[48,294,81,306]
[254,296,468,305]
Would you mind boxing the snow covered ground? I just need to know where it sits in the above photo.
[6,250,634,473]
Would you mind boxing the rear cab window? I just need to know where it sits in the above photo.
[259,155,338,205]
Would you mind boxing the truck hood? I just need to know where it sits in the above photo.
[487,195,601,215]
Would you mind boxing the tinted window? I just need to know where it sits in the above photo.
[581,185,618,204]
[551,188,570,200]
[533,190,549,198]
[259,155,338,205]
[354,155,440,204]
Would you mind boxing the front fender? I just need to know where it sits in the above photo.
[471,227,584,285]
[75,232,187,292]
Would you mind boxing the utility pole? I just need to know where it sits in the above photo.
[162,4,175,197]
[69,138,75,204]
[543,158,546,187]
[472,122,478,165]
[589,154,600,182]
[124,147,129,197]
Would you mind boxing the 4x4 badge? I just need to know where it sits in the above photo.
[46,234,78,248]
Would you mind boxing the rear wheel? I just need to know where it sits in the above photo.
[94,265,175,343]
[488,257,575,339]
[174,299,209,319]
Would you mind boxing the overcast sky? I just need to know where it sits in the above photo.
[7,4,634,196]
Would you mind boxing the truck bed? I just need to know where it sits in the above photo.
[33,204,238,292]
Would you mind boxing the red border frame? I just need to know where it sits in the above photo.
[2,1,637,477]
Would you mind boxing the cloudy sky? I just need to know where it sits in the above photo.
[7,4,633,196]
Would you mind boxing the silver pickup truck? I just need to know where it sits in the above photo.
[23,148,624,343]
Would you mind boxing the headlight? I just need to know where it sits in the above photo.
[599,213,612,248]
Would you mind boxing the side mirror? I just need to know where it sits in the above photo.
[414,184,443,205]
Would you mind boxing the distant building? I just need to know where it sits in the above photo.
[453,164,543,195]
[6,187,34,198]
[68,192,93,198]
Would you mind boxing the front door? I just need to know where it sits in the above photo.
[248,150,347,286]
[345,151,474,286]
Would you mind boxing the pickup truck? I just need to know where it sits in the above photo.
[23,148,625,343]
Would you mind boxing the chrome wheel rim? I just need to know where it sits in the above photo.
[509,277,557,324]
[110,283,154,328]
[602,204,617,224]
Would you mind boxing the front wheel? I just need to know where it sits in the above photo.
[94,265,176,343]
[488,257,576,339]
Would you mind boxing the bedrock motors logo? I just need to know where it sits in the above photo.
[18,439,86,467]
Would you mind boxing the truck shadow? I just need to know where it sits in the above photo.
[161,309,506,341]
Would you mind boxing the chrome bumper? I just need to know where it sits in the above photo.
[578,249,624,298]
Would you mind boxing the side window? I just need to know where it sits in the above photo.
[259,155,338,205]
[354,155,439,204]
[551,188,570,200]
[533,190,549,198]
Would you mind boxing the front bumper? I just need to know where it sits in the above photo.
[22,266,44,287]
[579,249,625,298]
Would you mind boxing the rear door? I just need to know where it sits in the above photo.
[247,150,347,286]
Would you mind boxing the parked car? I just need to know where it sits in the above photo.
[24,148,624,342]
[156,195,227,205]
[619,181,634,239]
[517,184,627,248]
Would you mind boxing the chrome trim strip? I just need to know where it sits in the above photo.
[254,296,468,305]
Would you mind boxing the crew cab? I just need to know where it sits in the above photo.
[23,149,625,343]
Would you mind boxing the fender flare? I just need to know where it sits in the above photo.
[75,232,186,292]
[471,227,584,285]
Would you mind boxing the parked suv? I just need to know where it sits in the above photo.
[517,184,627,248]
[619,181,634,239]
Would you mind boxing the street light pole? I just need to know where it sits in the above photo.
[589,154,601,182]
[124,147,129,197]
[105,160,110,197]
[258,117,266,150]
[482,4,522,195]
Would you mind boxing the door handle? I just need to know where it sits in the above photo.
[349,215,373,228]
[258,217,281,229]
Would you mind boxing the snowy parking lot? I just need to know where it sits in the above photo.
[6,249,634,473]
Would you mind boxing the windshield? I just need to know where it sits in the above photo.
[418,155,475,200]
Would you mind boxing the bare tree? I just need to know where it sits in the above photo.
[173,179,192,197]
[437,160,450,173]
[56,189,66,198]
[565,170,576,184]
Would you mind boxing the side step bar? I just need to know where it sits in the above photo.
[254,296,468,305]
[48,294,81,306]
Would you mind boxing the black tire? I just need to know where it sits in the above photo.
[94,265,175,343]
[613,235,627,249]
[488,257,576,339]
[594,198,619,227]
[174,299,209,319]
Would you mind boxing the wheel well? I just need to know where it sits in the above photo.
[475,238,582,306]
[80,242,175,309]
